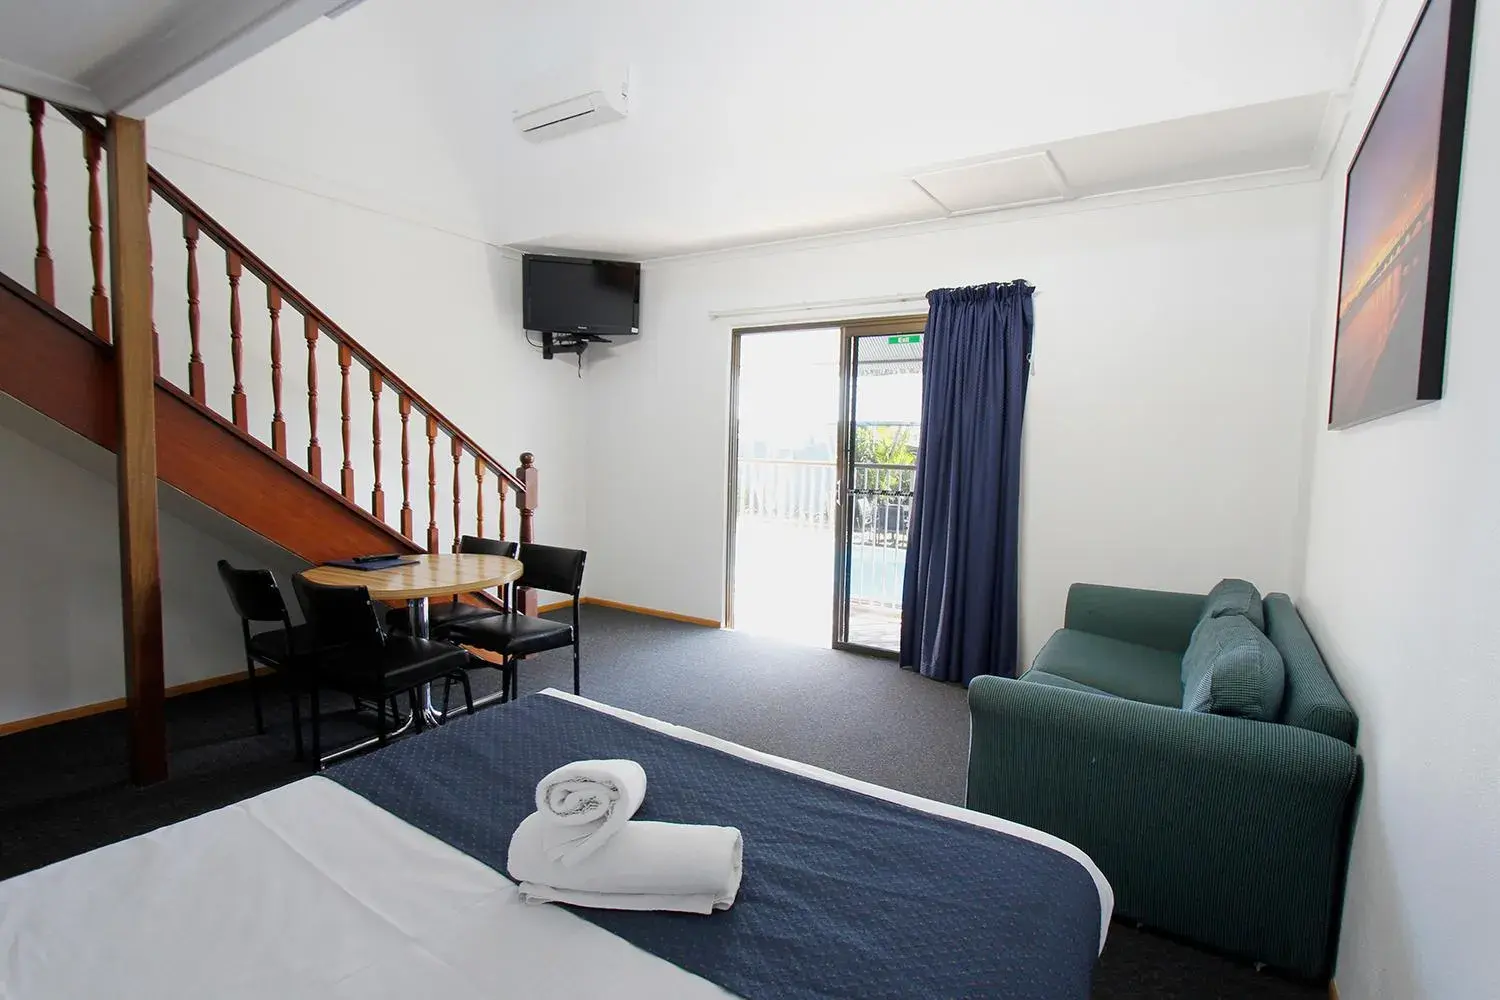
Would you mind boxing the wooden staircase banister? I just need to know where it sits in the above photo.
[48,103,528,499]
[3,94,545,782]
[143,169,529,498]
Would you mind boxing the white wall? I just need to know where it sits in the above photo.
[0,398,308,725]
[1298,1,1500,997]
[585,183,1325,666]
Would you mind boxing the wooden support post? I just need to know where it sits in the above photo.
[516,452,538,614]
[107,115,167,785]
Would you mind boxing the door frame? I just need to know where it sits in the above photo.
[832,316,926,657]
[724,314,927,644]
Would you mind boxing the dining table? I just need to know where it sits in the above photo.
[300,553,523,728]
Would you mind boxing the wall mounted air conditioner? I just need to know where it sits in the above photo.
[512,68,629,142]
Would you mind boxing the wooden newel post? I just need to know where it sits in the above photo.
[107,115,167,785]
[516,452,538,614]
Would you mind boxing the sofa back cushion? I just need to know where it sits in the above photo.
[1181,613,1285,720]
[1200,578,1265,631]
[1264,593,1359,745]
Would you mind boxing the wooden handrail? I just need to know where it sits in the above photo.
[52,104,525,495]
[32,99,536,558]
[147,169,526,494]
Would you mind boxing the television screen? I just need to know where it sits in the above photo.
[522,255,640,338]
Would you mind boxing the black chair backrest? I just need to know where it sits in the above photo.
[217,560,291,626]
[292,576,387,653]
[516,543,587,596]
[459,535,520,558]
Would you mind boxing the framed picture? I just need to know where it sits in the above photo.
[1329,0,1477,429]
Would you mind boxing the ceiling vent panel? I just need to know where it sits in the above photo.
[911,152,1069,215]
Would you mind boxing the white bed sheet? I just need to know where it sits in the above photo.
[0,690,1112,1000]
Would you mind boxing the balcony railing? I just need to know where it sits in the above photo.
[737,458,837,526]
[736,458,914,611]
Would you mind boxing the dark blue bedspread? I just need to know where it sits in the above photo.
[329,695,1101,1000]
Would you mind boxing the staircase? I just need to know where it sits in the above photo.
[0,94,539,776]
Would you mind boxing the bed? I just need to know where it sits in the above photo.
[0,691,1112,999]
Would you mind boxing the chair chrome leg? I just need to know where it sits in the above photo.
[573,642,580,696]
[377,696,388,745]
[461,672,474,714]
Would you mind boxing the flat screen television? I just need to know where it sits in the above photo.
[522,254,640,339]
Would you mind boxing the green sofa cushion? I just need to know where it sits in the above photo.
[1201,578,1265,631]
[1264,594,1359,745]
[1181,614,1285,720]
[1031,629,1183,707]
[1018,668,1120,699]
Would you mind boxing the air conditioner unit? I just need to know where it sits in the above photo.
[513,69,629,142]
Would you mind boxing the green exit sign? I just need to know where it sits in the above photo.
[887,334,922,345]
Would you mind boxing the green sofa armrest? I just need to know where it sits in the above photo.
[967,676,1359,979]
[1063,583,1205,653]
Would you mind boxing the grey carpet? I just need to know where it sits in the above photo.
[0,606,1322,999]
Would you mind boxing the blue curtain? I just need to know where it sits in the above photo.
[900,281,1034,684]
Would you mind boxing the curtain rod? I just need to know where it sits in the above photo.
[708,284,1039,322]
[708,293,929,322]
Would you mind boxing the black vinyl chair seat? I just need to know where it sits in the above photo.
[246,623,316,666]
[444,612,573,656]
[217,560,307,754]
[385,600,500,635]
[292,575,476,765]
[441,539,586,700]
[316,638,471,695]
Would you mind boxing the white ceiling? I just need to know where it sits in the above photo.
[144,0,1379,258]
[0,0,343,115]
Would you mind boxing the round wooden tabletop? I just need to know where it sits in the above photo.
[300,553,523,601]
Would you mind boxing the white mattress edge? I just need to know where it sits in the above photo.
[536,688,1114,950]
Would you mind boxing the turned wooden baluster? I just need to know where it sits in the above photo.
[426,416,440,551]
[475,459,485,537]
[83,130,109,340]
[369,370,385,520]
[304,316,322,478]
[147,190,159,377]
[183,219,205,401]
[26,98,54,304]
[398,397,413,539]
[226,250,247,429]
[338,344,354,500]
[267,287,286,456]
[451,437,463,553]
[499,478,509,541]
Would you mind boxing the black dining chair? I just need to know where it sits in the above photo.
[216,560,314,758]
[385,535,519,635]
[292,575,476,765]
[442,543,587,700]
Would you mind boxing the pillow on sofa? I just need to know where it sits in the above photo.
[1181,613,1285,720]
[1201,578,1265,631]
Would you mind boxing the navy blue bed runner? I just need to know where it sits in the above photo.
[329,695,1101,1000]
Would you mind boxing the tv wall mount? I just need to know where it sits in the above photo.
[540,331,611,360]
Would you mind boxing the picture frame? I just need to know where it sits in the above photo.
[1328,0,1477,429]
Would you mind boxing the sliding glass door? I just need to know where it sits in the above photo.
[834,321,924,655]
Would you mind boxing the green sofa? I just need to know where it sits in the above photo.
[966,583,1361,979]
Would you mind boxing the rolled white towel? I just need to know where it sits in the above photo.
[535,759,647,866]
[508,812,744,915]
